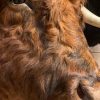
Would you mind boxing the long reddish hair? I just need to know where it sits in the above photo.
[0,0,99,100]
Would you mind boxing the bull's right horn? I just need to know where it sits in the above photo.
[81,6,100,28]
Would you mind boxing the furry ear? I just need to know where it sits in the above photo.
[11,0,25,4]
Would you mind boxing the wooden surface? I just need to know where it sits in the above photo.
[90,44,100,66]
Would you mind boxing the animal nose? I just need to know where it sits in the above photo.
[11,0,25,4]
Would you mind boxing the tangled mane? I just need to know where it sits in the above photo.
[0,0,100,100]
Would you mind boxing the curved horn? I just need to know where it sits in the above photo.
[81,6,100,28]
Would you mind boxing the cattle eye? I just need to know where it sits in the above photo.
[11,0,25,4]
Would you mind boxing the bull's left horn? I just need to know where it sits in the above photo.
[81,6,100,28]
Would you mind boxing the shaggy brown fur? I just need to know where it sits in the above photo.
[0,0,100,100]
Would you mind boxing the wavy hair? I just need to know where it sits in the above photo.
[0,0,99,100]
